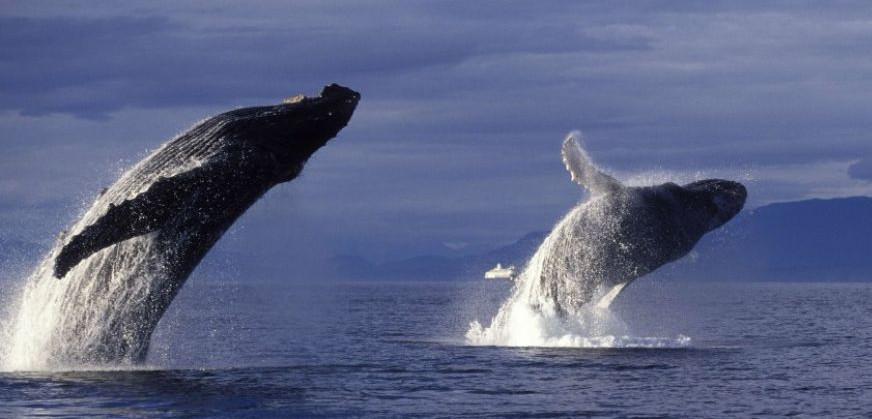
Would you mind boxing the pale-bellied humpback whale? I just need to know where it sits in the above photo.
[535,132,746,315]
[3,84,359,368]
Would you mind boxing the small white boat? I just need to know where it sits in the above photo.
[484,263,516,281]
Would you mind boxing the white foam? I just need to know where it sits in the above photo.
[465,291,690,349]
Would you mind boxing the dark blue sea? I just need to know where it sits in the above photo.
[1,279,870,418]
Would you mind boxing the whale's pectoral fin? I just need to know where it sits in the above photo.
[595,282,628,309]
[561,132,622,195]
[53,169,204,278]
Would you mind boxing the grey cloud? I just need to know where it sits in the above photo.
[0,11,650,118]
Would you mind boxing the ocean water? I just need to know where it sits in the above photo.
[0,278,870,417]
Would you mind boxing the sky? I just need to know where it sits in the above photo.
[1,1,871,265]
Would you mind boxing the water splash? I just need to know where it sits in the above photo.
[466,199,692,348]
[0,136,223,372]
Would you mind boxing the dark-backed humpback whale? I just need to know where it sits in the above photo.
[54,84,359,279]
[4,84,359,367]
[536,132,746,315]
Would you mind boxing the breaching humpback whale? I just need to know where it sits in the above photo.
[5,84,359,367]
[533,132,746,315]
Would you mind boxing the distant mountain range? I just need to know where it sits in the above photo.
[330,196,872,282]
[2,196,870,282]
[329,230,547,281]
[661,196,872,281]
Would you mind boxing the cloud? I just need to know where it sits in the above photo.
[848,158,872,181]
[0,10,649,118]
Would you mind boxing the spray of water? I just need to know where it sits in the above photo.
[466,197,689,348]
[466,202,693,348]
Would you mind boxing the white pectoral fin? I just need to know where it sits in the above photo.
[561,131,622,195]
[53,165,212,278]
[595,282,627,309]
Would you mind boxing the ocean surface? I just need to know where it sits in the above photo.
[1,278,870,418]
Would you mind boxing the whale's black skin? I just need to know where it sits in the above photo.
[36,84,358,364]
[55,84,360,279]
[535,136,747,315]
